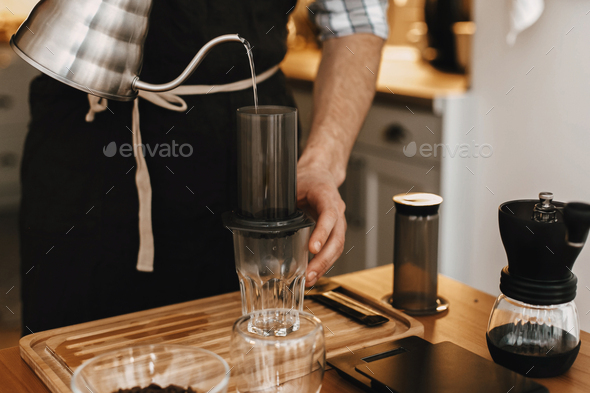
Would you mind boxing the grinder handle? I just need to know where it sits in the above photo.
[564,202,590,247]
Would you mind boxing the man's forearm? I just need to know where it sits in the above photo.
[299,34,385,185]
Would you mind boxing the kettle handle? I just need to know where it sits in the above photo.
[564,202,590,247]
[132,34,245,93]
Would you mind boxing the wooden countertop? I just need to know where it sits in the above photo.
[1,264,589,392]
[280,46,469,101]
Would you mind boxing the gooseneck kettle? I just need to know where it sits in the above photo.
[10,0,245,101]
[487,192,590,378]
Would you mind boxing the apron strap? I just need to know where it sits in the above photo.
[132,99,156,272]
[86,95,108,122]
[136,64,280,112]
[85,64,280,272]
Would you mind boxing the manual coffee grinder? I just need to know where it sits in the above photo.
[223,106,314,337]
[487,192,590,377]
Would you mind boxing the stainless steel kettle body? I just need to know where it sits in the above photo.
[11,0,151,100]
[11,0,244,101]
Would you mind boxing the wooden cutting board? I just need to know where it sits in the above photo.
[20,285,423,393]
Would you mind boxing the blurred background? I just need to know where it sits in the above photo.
[0,0,39,349]
[1,0,590,349]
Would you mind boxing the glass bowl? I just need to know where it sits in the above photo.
[71,344,230,393]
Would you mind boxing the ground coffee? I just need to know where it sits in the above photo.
[113,383,200,393]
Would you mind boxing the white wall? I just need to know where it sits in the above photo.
[445,0,590,331]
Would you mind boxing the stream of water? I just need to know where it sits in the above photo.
[243,39,258,111]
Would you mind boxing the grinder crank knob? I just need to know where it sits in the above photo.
[533,192,557,222]
[564,202,590,247]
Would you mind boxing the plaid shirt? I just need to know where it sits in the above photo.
[309,0,389,41]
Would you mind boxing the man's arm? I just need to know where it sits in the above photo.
[298,33,384,286]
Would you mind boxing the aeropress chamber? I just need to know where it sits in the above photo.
[223,106,314,336]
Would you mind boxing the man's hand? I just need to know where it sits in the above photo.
[299,34,384,286]
[297,162,347,287]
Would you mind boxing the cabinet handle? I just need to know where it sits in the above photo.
[383,124,407,144]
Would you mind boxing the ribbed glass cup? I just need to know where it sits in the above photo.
[233,227,311,336]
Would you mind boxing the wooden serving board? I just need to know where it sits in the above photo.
[20,286,423,393]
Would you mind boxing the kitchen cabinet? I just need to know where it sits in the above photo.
[290,82,446,276]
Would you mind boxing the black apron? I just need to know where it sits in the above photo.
[20,0,298,334]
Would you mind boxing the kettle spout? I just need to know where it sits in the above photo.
[564,202,590,248]
[133,34,245,93]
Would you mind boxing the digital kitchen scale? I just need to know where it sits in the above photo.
[328,336,549,393]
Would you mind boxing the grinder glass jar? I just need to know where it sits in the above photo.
[486,294,580,378]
